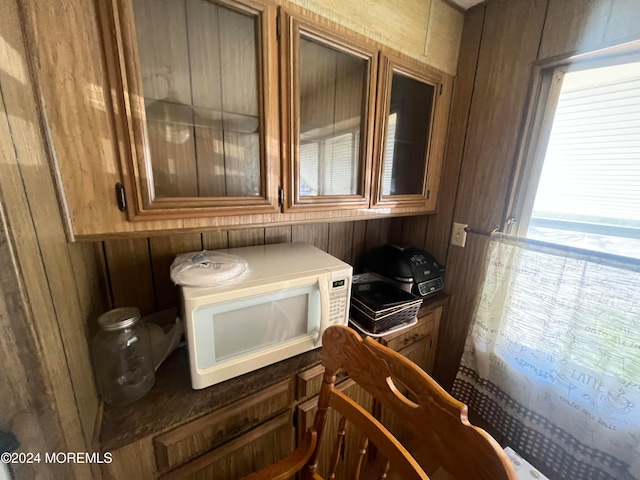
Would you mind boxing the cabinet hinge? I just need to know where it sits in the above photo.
[426,189,431,200]
[115,183,126,212]
[278,187,284,206]
[439,84,443,95]
[276,11,280,38]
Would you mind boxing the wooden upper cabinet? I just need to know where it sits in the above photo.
[101,0,280,220]
[372,52,447,212]
[279,8,378,212]
[29,0,455,239]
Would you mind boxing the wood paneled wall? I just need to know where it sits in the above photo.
[99,217,432,316]
[424,0,640,390]
[0,0,108,477]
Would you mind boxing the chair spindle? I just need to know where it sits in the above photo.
[351,436,369,480]
[328,416,347,479]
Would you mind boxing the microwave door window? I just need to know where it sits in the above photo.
[193,284,322,370]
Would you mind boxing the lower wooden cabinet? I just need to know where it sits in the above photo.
[158,411,294,480]
[153,379,294,471]
[379,305,443,374]
[102,303,444,480]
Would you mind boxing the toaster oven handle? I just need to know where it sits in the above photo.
[315,274,331,347]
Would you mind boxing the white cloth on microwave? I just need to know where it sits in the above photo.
[170,250,249,287]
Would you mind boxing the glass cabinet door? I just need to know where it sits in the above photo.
[373,53,444,210]
[280,10,378,211]
[105,0,279,219]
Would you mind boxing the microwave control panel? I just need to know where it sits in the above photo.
[328,277,350,325]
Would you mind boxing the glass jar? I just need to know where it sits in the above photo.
[92,307,155,406]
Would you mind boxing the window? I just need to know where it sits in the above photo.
[510,47,640,260]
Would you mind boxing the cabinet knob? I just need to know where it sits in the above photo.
[404,333,421,344]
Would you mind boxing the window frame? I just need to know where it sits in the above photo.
[505,41,640,243]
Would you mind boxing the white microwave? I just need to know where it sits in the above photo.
[180,243,352,389]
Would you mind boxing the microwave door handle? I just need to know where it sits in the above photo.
[315,275,330,347]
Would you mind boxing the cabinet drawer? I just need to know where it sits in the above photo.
[296,364,349,402]
[380,311,435,352]
[158,410,294,480]
[296,364,324,401]
[154,378,293,472]
[397,335,433,374]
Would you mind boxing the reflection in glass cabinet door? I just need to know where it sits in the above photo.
[298,37,366,197]
[373,53,443,211]
[281,10,378,211]
[382,74,435,196]
[102,0,279,219]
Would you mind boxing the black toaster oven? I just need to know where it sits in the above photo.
[362,244,445,298]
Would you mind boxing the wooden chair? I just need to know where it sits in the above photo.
[242,325,518,480]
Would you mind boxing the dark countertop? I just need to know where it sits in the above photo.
[98,346,322,452]
[98,292,449,452]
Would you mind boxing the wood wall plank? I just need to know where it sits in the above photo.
[386,217,403,245]
[292,223,330,251]
[327,222,354,263]
[363,219,384,253]
[228,228,266,248]
[0,1,101,475]
[350,220,368,270]
[432,0,548,389]
[68,242,110,338]
[265,226,292,244]
[202,231,229,250]
[423,4,485,266]
[104,239,156,315]
[399,215,428,249]
[0,181,78,480]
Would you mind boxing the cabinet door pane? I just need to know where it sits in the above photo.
[133,0,261,198]
[381,73,435,196]
[299,37,367,197]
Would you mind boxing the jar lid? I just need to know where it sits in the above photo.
[98,307,141,331]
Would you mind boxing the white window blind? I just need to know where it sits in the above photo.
[382,113,398,196]
[299,142,319,196]
[527,62,640,258]
[322,132,358,195]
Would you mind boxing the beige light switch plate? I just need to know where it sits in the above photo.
[450,223,468,247]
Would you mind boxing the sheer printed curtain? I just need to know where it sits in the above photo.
[452,233,640,480]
